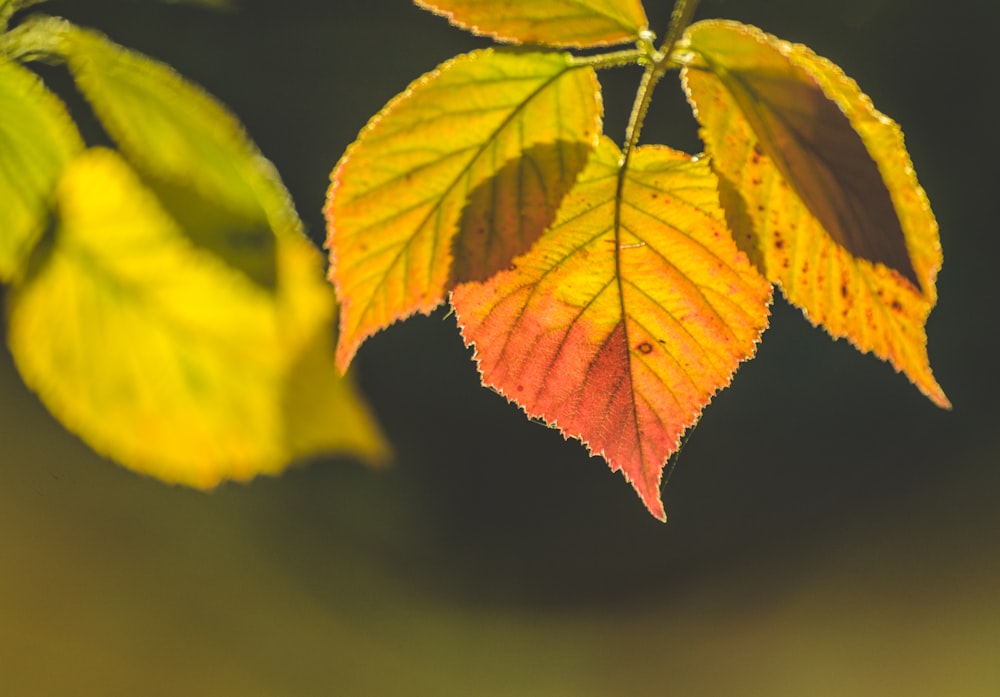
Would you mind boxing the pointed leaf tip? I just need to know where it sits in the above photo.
[452,137,772,520]
[681,20,948,408]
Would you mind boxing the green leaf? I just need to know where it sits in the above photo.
[0,57,82,282]
[7,149,387,487]
[326,48,602,370]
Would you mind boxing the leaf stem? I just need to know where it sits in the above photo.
[0,14,69,63]
[620,0,701,164]
[569,48,644,70]
[659,0,702,63]
[611,0,703,373]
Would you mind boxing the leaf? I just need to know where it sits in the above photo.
[450,137,772,521]
[326,48,602,370]
[58,22,284,288]
[7,149,387,487]
[0,57,82,282]
[414,0,648,48]
[680,19,949,408]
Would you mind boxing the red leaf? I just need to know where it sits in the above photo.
[451,137,772,520]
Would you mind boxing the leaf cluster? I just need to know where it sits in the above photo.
[326,0,949,520]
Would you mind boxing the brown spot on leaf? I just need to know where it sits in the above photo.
[637,342,653,354]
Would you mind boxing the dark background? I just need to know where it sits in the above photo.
[2,0,998,694]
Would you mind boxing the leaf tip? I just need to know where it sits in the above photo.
[637,482,668,522]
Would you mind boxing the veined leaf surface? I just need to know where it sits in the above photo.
[327,48,601,370]
[0,58,82,282]
[681,20,949,408]
[7,149,387,487]
[451,137,772,520]
[414,0,648,48]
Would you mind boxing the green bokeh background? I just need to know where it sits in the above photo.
[2,0,998,694]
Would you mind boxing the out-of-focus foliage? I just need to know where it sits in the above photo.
[0,6,386,486]
[0,57,81,281]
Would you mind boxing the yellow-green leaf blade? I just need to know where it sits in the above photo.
[57,22,292,288]
[58,22,391,464]
[451,137,772,520]
[0,57,82,282]
[681,20,948,408]
[414,0,648,48]
[7,149,386,487]
[326,48,601,370]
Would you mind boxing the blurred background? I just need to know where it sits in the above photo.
[2,0,998,694]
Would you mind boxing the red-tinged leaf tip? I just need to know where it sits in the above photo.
[451,137,772,520]
[325,49,601,371]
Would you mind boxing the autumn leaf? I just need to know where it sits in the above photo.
[451,136,772,520]
[414,0,648,48]
[0,57,82,282]
[326,48,602,370]
[7,149,387,488]
[679,19,949,408]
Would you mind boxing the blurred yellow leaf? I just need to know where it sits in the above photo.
[0,57,82,282]
[681,20,948,408]
[59,22,291,289]
[414,0,648,48]
[8,148,386,487]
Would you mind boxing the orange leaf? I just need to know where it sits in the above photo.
[451,137,772,520]
[414,0,648,48]
[680,20,949,408]
[326,48,601,370]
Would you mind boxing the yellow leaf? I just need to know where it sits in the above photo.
[680,20,949,408]
[0,57,82,282]
[8,149,387,487]
[327,48,602,370]
[414,0,648,48]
